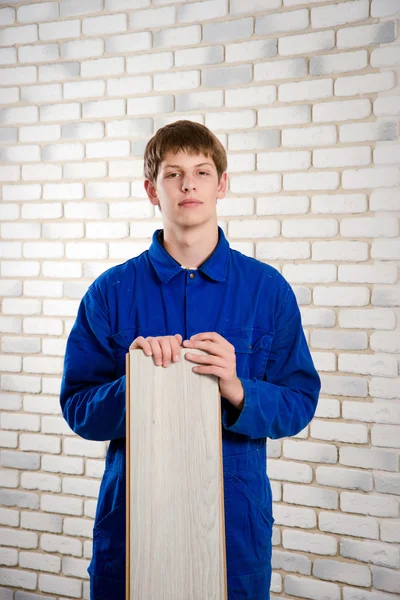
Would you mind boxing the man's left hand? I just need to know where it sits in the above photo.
[183,332,244,411]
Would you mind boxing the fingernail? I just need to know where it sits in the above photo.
[174,355,180,362]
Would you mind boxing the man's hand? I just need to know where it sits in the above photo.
[130,334,182,368]
[183,332,244,411]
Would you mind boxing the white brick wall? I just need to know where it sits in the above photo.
[1,0,400,597]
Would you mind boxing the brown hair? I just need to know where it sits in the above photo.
[143,119,227,184]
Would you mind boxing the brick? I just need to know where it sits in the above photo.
[23,242,63,259]
[338,21,396,49]
[312,241,368,262]
[311,420,368,444]
[313,99,371,123]
[86,222,128,239]
[127,50,172,74]
[284,575,340,600]
[0,24,37,47]
[372,566,400,594]
[335,71,395,96]
[341,216,398,238]
[2,144,41,163]
[107,75,152,99]
[0,165,20,181]
[39,18,81,41]
[0,8,15,26]
[39,573,82,597]
[374,143,400,166]
[63,161,107,180]
[2,297,40,315]
[19,43,59,64]
[285,265,336,284]
[203,64,252,89]
[341,446,398,471]
[1,262,40,278]
[321,373,368,397]
[207,110,256,132]
[65,242,107,260]
[229,219,279,239]
[226,39,276,63]
[283,125,337,147]
[0,128,17,144]
[23,200,62,220]
[370,377,400,400]
[18,2,58,23]
[60,0,102,17]
[341,121,397,143]
[2,336,40,353]
[86,181,129,198]
[272,549,311,575]
[154,70,200,92]
[61,39,104,61]
[229,173,281,196]
[229,130,279,151]
[279,78,333,102]
[314,146,371,169]
[0,317,21,334]
[0,526,37,547]
[64,202,107,220]
[62,477,100,498]
[42,454,83,475]
[1,412,39,432]
[0,48,17,67]
[283,529,337,555]
[320,512,379,539]
[340,265,397,285]
[0,431,19,449]
[374,95,400,117]
[312,0,369,28]
[267,459,312,483]
[20,124,61,144]
[273,504,316,529]
[282,218,337,238]
[343,167,400,190]
[279,30,334,56]
[39,62,80,82]
[258,105,310,127]
[0,204,19,221]
[82,98,125,118]
[314,286,369,306]
[343,400,400,425]
[314,558,371,587]
[257,241,309,261]
[339,353,397,377]
[341,538,400,569]
[372,239,400,260]
[284,172,339,191]
[63,517,93,538]
[371,46,400,68]
[257,196,309,215]
[86,140,130,159]
[175,45,224,69]
[0,106,38,126]
[0,567,37,589]
[341,491,398,517]
[178,0,226,22]
[381,520,400,543]
[257,8,308,35]
[21,472,61,493]
[62,121,104,140]
[19,550,60,573]
[109,200,153,219]
[83,13,127,36]
[311,50,367,76]
[106,30,150,54]
[371,0,400,16]
[372,284,400,307]
[283,439,337,463]
[130,6,175,30]
[372,425,400,449]
[255,57,307,82]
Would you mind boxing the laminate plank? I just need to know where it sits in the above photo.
[126,348,227,600]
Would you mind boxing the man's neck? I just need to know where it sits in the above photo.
[161,223,219,269]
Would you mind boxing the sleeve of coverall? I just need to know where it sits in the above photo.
[222,285,321,440]
[60,286,126,441]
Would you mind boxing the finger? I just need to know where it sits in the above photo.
[147,337,163,366]
[186,352,226,368]
[172,336,181,362]
[192,365,224,377]
[174,333,183,344]
[158,336,173,367]
[130,336,152,355]
[186,339,227,357]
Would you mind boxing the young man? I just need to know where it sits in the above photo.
[60,120,320,599]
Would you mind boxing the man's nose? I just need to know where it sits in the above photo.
[182,176,196,191]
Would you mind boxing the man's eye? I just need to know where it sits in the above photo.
[166,173,178,178]
[199,171,209,175]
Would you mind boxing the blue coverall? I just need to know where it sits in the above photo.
[60,226,320,599]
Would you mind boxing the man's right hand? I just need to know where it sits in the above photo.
[129,333,183,368]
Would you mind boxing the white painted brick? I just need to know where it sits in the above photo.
[175,46,224,70]
[42,453,83,475]
[230,173,281,194]
[127,51,173,75]
[341,121,397,144]
[267,459,313,483]
[314,558,371,587]
[61,39,104,62]
[206,110,256,131]
[86,140,130,159]
[86,459,105,478]
[229,130,279,150]
[20,433,60,454]
[0,242,22,259]
[226,39,277,64]
[203,65,252,88]
[41,494,82,517]
[42,299,79,317]
[315,147,371,170]
[381,520,400,544]
[40,532,82,557]
[371,239,400,260]
[372,425,400,449]
[2,298,41,315]
[21,203,62,221]
[42,143,84,162]
[18,2,58,23]
[0,354,21,372]
[81,57,124,78]
[176,0,226,22]
[0,279,22,296]
[341,445,398,471]
[23,356,63,375]
[341,538,399,570]
[343,167,400,189]
[256,9,308,35]
[154,70,200,92]
[283,125,337,148]
[23,242,63,259]
[371,0,400,16]
[60,0,102,17]
[130,5,175,30]
[2,336,40,354]
[338,21,396,49]
[62,477,100,498]
[374,143,400,166]
[1,412,39,432]
[39,573,82,597]
[284,575,340,600]
[109,201,153,220]
[0,567,37,590]
[21,511,61,534]
[0,507,19,527]
[0,431,18,449]
[1,262,40,278]
[258,151,311,172]
[19,124,60,144]
[256,241,310,261]
[321,373,368,397]
[63,517,93,538]
[0,49,17,67]
[273,504,317,529]
[343,400,400,425]
[255,57,307,82]
[63,161,107,180]
[284,483,338,510]
[340,353,398,377]
[106,30,150,55]
[0,165,20,182]
[0,127,17,144]
[0,469,19,488]
[374,95,400,117]
[62,556,90,579]
[342,216,398,238]
[228,219,280,239]
[62,121,104,140]
[279,78,333,103]
[312,194,367,215]
[312,241,368,262]
[371,332,400,354]
[375,472,400,495]
[310,50,368,76]
[279,30,334,56]
[258,105,311,127]
[335,71,395,97]
[42,223,84,240]
[371,46,400,69]
[39,19,81,41]
[21,472,61,494]
[42,262,82,280]
[0,8,15,26]
[314,286,370,306]
[257,196,309,215]
[370,377,400,400]
[216,196,254,218]
[202,17,252,43]
[39,62,80,82]
[320,511,379,539]
[312,0,369,28]
[284,439,337,463]
[64,202,107,220]
[372,565,400,594]
[282,218,338,238]
[272,549,312,576]
[0,526,37,547]
[19,43,59,65]
[0,106,38,126]
[83,13,127,36]
[341,491,398,518]
[40,102,80,123]
[19,551,60,574]
[86,222,128,239]
[283,529,337,555]
[22,164,62,181]
[0,25,37,47]
[65,242,107,259]
[0,318,21,335]
[311,420,368,445]
[285,265,336,284]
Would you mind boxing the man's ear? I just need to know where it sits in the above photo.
[144,179,159,207]
[217,172,228,199]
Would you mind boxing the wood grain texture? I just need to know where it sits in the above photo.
[126,348,227,600]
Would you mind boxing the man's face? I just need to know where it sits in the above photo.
[145,150,227,230]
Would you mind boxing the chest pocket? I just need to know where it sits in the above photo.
[221,328,273,380]
[109,326,166,377]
